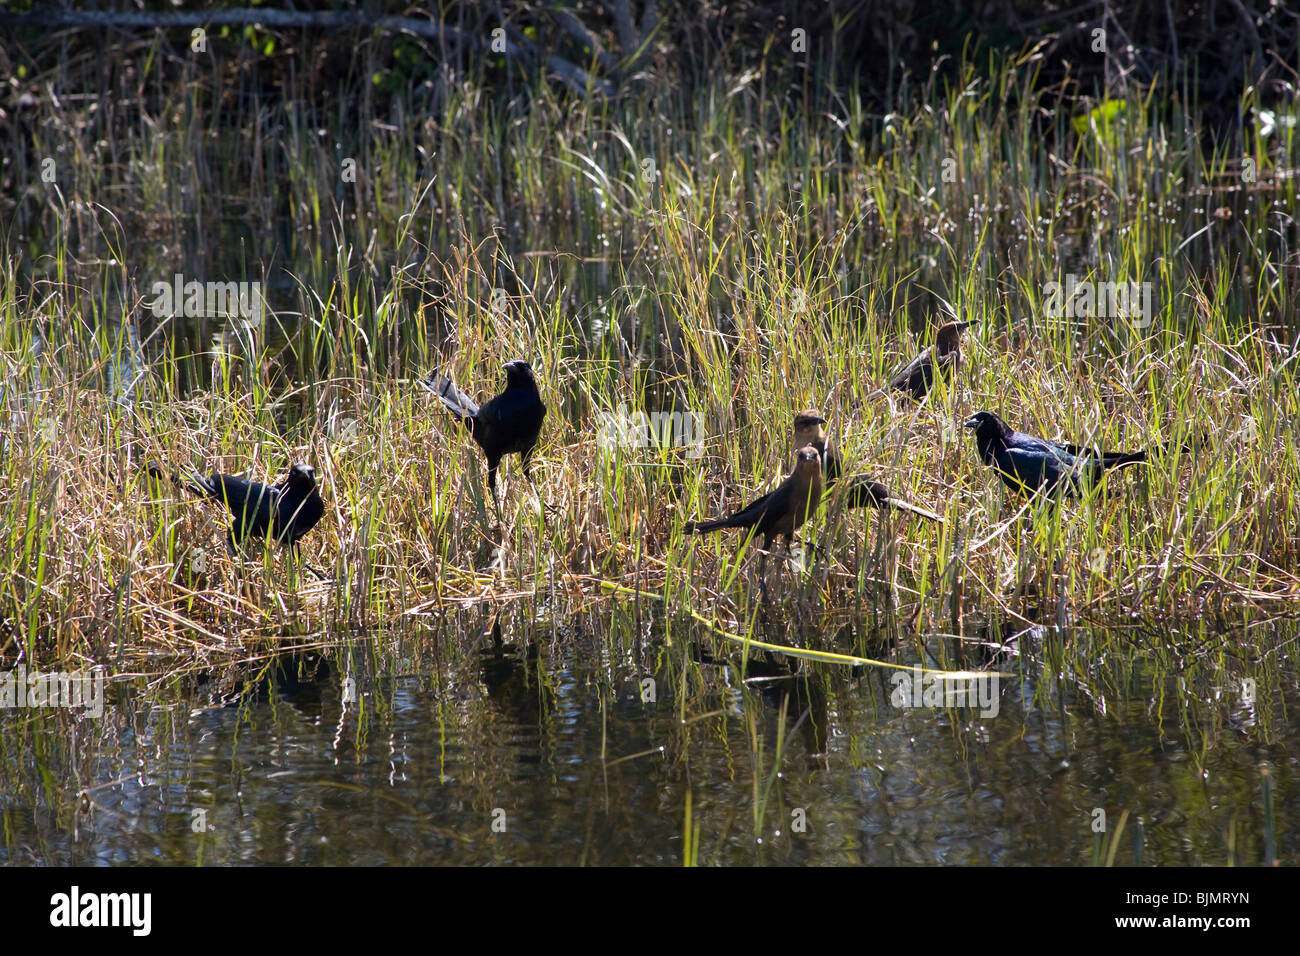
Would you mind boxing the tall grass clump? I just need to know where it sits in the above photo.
[0,28,1297,671]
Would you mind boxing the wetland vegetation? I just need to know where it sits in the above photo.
[0,1,1296,866]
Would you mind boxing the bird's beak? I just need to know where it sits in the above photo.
[963,416,980,429]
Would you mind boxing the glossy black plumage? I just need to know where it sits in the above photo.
[963,410,1147,498]
[424,359,547,514]
[148,462,325,563]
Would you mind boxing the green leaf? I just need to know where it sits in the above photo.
[1072,99,1127,141]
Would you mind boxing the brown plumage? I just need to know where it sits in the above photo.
[791,410,943,522]
[866,320,975,402]
[685,445,824,550]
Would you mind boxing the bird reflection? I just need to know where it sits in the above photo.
[479,617,553,741]
[193,651,331,719]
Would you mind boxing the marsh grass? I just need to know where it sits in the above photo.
[1,37,1298,683]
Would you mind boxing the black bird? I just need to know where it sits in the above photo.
[963,410,1148,499]
[792,410,943,522]
[423,359,547,516]
[685,445,825,551]
[866,320,976,402]
[147,462,326,575]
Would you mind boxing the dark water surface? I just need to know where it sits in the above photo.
[2,609,1294,866]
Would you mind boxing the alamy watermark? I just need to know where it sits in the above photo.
[149,273,264,325]
[1043,275,1153,327]
[0,664,105,718]
[596,403,704,458]
[49,886,150,936]
[890,665,999,718]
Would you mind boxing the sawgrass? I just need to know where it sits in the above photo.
[1,39,1298,670]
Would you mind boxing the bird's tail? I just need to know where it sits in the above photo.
[1094,433,1207,464]
[421,371,479,421]
[839,475,889,509]
[1062,441,1150,472]
[144,461,194,494]
[1098,450,1147,471]
[144,461,219,499]
[684,517,746,534]
[838,474,943,523]
[1165,432,1209,456]
[886,498,944,523]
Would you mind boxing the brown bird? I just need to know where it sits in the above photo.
[866,320,976,402]
[791,410,943,522]
[685,445,825,551]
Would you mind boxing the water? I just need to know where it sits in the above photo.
[2,610,1292,865]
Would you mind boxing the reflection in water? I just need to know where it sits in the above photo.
[728,650,832,765]
[477,617,554,779]
[0,611,1294,865]
[194,652,333,713]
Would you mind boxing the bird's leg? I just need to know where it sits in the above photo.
[487,461,504,526]
[799,534,829,584]
[522,454,559,517]
[292,543,329,582]
[224,531,256,595]
[764,534,789,600]
[794,536,830,560]
[224,530,252,581]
